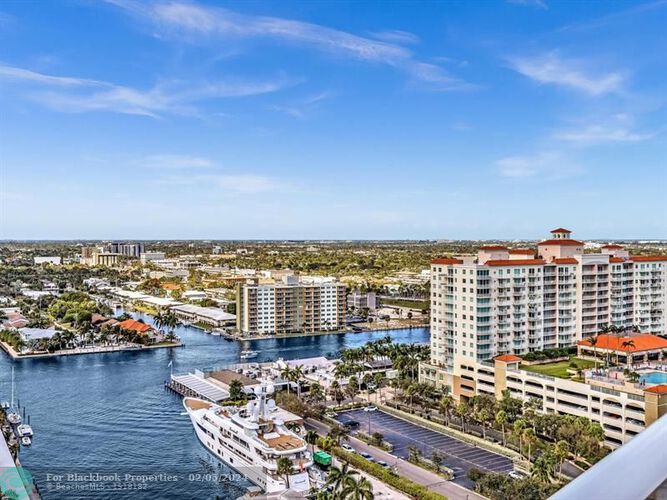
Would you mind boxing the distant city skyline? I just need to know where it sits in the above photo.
[1,1,666,239]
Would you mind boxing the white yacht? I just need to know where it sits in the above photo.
[17,424,33,437]
[6,411,21,425]
[183,383,313,494]
[240,350,259,360]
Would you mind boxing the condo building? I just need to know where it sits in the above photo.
[236,274,346,336]
[424,228,667,373]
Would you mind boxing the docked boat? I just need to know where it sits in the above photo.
[17,424,33,437]
[21,436,31,447]
[240,350,259,360]
[183,383,312,494]
[6,412,21,425]
[1,402,9,410]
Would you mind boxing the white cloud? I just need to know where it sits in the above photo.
[496,151,583,179]
[554,124,652,145]
[271,90,333,118]
[369,30,420,45]
[0,64,106,87]
[507,0,548,9]
[140,154,216,169]
[110,0,471,91]
[509,52,624,95]
[0,64,291,116]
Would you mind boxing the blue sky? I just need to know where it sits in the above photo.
[1,0,665,240]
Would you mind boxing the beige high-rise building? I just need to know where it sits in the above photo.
[423,228,667,376]
[236,274,347,336]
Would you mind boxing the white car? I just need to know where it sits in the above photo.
[341,444,355,452]
[509,470,528,480]
[363,405,377,412]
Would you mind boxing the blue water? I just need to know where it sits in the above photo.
[0,313,429,499]
[640,371,667,385]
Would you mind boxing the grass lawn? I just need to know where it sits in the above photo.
[521,357,596,379]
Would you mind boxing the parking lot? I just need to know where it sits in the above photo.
[336,408,514,488]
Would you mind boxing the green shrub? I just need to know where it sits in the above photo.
[334,448,446,500]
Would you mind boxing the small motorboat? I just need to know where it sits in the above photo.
[1,402,9,410]
[17,424,33,437]
[240,350,259,360]
[6,412,21,425]
[21,436,31,447]
[211,330,221,336]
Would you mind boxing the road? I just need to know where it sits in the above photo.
[306,418,485,500]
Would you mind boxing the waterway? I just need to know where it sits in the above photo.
[0,312,429,499]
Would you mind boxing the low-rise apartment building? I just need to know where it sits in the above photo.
[236,274,346,336]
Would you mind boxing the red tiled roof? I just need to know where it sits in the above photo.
[609,257,626,263]
[550,228,571,233]
[486,259,545,266]
[495,354,522,362]
[578,334,667,352]
[432,258,464,265]
[602,244,623,249]
[644,385,667,395]
[117,319,153,333]
[552,258,578,264]
[538,239,584,246]
[479,245,508,251]
[509,249,535,255]
[630,256,667,262]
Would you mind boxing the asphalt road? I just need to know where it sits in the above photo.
[336,409,514,489]
[306,418,485,500]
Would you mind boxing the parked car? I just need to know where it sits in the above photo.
[363,405,377,412]
[343,420,360,429]
[359,452,373,461]
[376,460,389,468]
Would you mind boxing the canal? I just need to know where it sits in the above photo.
[1,314,429,499]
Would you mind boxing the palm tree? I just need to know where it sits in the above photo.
[341,476,373,500]
[280,366,294,394]
[496,410,508,447]
[439,394,454,426]
[319,436,336,452]
[326,462,358,492]
[531,455,554,484]
[554,440,569,477]
[513,419,527,456]
[276,457,293,489]
[292,365,305,397]
[621,340,636,368]
[309,382,324,403]
[523,427,536,461]
[373,372,384,403]
[455,402,469,432]
[587,336,599,369]
[305,430,319,455]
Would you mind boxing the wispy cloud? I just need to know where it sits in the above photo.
[271,91,333,118]
[508,51,624,95]
[369,30,420,45]
[0,63,292,117]
[0,64,106,87]
[496,151,583,179]
[109,0,472,91]
[507,0,548,9]
[140,154,216,169]
[554,124,653,145]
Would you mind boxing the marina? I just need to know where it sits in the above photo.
[1,310,429,499]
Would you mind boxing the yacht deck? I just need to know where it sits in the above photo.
[259,433,304,451]
[184,399,213,411]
